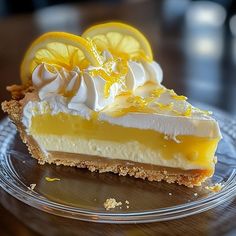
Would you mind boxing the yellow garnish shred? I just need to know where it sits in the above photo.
[127,96,148,107]
[169,89,176,96]
[171,94,187,101]
[118,90,132,97]
[182,106,192,117]
[45,177,61,182]
[168,89,187,101]
[89,58,128,98]
[111,95,154,117]
[155,102,174,110]
[151,87,165,98]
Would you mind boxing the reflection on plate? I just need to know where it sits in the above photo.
[0,106,236,223]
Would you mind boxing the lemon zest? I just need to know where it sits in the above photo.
[182,106,192,117]
[151,87,165,98]
[45,177,60,182]
[155,102,174,110]
[171,94,187,101]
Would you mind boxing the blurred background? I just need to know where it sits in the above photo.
[0,0,236,118]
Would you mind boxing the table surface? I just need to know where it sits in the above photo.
[0,1,236,235]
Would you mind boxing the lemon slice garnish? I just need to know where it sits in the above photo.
[82,22,153,61]
[20,32,102,84]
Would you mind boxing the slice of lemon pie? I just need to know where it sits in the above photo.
[2,22,222,187]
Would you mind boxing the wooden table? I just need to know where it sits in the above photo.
[0,1,236,235]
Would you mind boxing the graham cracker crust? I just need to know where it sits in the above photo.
[47,151,212,187]
[1,86,212,187]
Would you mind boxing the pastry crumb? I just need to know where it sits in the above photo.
[205,183,223,192]
[168,192,172,196]
[126,205,130,209]
[28,183,36,191]
[104,198,122,210]
[45,177,60,182]
[193,193,198,196]
[125,200,129,204]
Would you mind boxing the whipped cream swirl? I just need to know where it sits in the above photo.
[32,51,163,111]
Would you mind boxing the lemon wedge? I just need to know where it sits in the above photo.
[82,22,153,61]
[20,32,102,84]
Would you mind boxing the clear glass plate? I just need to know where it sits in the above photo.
[0,106,236,224]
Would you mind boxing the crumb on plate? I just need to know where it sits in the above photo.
[205,183,224,192]
[104,198,122,210]
[28,183,36,191]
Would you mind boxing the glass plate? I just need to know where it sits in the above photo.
[0,106,236,224]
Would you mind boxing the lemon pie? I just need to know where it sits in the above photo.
[2,22,222,187]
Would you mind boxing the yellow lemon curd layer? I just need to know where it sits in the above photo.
[30,113,219,170]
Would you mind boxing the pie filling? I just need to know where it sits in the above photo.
[30,112,220,171]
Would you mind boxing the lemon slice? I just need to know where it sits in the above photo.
[20,32,102,84]
[82,22,153,61]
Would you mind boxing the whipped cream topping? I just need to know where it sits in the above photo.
[22,50,221,139]
[32,63,118,112]
[31,50,163,112]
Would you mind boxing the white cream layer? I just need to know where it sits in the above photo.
[33,135,214,170]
